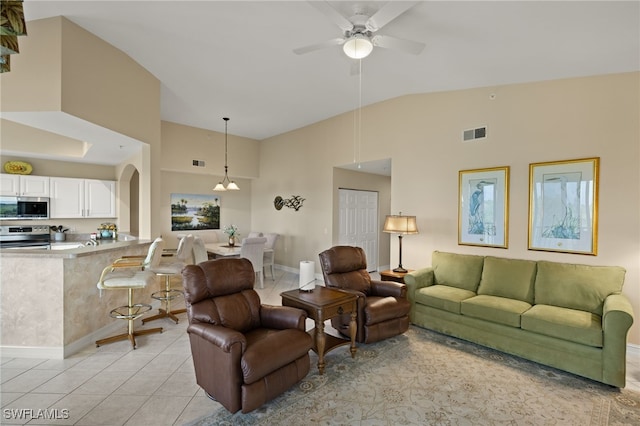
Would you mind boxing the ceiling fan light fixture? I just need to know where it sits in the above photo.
[343,34,373,59]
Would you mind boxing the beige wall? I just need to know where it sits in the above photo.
[0,17,162,239]
[159,121,260,248]
[254,72,640,343]
[159,170,253,249]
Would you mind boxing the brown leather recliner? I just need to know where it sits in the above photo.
[181,258,313,413]
[319,246,411,344]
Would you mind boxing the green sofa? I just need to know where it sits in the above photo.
[404,251,634,387]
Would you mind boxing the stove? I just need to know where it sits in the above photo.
[0,225,51,249]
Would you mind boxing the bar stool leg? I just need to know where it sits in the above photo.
[143,273,186,324]
[96,288,163,349]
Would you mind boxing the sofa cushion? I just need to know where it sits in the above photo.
[432,251,484,292]
[414,285,476,314]
[534,261,626,316]
[477,257,536,304]
[461,295,531,328]
[521,304,603,348]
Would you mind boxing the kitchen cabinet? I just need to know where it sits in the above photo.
[50,177,116,218]
[0,174,50,197]
[85,179,116,218]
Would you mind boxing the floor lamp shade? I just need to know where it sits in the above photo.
[383,214,418,273]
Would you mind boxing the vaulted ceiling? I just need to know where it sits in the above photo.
[4,1,639,166]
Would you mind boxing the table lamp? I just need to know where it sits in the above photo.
[383,213,419,273]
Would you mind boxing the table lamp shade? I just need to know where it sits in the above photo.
[383,215,418,234]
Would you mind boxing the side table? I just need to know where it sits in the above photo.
[281,286,357,375]
[379,269,414,283]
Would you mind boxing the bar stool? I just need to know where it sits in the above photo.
[144,234,194,324]
[95,238,165,349]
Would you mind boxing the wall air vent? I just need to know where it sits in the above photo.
[463,126,487,142]
[192,160,206,167]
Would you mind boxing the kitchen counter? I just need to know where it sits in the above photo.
[0,238,151,258]
[1,238,160,359]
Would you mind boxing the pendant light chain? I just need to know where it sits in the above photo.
[213,117,239,191]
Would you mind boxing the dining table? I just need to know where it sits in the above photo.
[204,242,273,259]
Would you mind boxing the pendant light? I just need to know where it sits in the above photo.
[213,117,240,191]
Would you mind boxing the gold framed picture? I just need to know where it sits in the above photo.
[458,166,510,248]
[528,157,599,255]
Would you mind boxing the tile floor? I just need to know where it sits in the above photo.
[2,269,640,425]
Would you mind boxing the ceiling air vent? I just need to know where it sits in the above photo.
[463,126,487,142]
[192,160,205,167]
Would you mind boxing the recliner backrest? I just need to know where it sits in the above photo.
[319,245,371,295]
[182,258,261,332]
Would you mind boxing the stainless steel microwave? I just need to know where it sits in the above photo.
[0,196,50,220]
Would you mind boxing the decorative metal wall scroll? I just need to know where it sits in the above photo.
[274,195,305,211]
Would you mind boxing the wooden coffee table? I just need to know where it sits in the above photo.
[281,286,357,374]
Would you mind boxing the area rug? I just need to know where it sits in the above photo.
[188,326,640,425]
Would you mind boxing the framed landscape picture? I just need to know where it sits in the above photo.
[528,157,599,255]
[458,166,510,248]
[171,193,220,231]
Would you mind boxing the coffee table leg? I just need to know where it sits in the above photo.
[349,311,357,358]
[316,319,326,375]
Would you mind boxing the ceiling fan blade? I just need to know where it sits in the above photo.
[372,34,425,55]
[293,37,346,55]
[308,1,354,32]
[366,1,420,32]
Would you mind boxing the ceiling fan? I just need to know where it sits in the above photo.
[293,1,425,59]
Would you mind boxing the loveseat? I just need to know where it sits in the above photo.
[404,251,634,387]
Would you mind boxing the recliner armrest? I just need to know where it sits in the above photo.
[260,305,307,331]
[370,280,407,298]
[187,323,247,353]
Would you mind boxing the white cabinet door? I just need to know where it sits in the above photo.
[85,179,116,218]
[0,174,19,196]
[50,177,85,218]
[20,175,50,197]
[1,175,51,197]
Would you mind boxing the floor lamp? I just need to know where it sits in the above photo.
[383,213,419,273]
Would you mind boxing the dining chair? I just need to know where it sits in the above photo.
[262,233,279,280]
[247,231,263,238]
[240,237,267,288]
[192,236,209,264]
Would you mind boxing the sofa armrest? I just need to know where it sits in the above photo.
[187,323,247,353]
[403,267,434,305]
[370,280,407,298]
[260,304,308,331]
[602,293,635,387]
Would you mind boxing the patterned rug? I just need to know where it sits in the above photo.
[188,326,640,425]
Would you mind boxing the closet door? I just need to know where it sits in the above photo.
[338,188,378,272]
